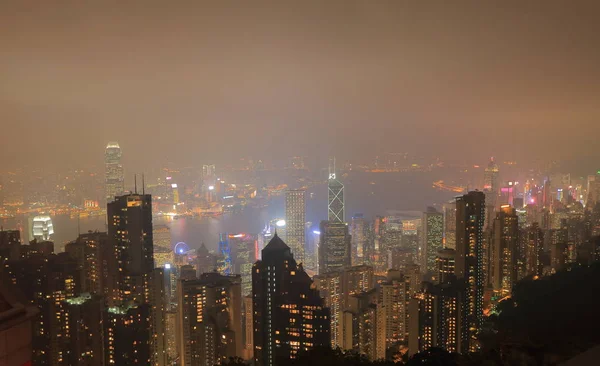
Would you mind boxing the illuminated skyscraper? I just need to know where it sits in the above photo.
[177,272,243,366]
[285,189,306,263]
[350,214,369,265]
[252,234,330,366]
[524,222,544,277]
[153,225,174,269]
[107,193,154,305]
[105,142,124,203]
[328,157,345,223]
[490,206,519,295]
[483,157,499,209]
[443,200,457,250]
[421,207,443,275]
[319,221,351,275]
[378,270,410,347]
[65,231,108,295]
[455,191,485,351]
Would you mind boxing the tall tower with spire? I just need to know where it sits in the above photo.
[328,157,345,223]
[483,157,499,209]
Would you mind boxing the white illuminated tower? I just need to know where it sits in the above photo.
[328,157,345,223]
[105,142,124,203]
[285,189,306,264]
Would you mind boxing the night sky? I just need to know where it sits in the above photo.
[2,1,599,170]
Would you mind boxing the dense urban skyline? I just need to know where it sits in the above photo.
[2,2,600,366]
[2,2,600,171]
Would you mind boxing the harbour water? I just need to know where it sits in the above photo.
[1,170,458,252]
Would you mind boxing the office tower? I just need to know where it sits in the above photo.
[196,243,217,277]
[391,248,413,270]
[483,157,499,208]
[252,234,330,366]
[5,252,81,365]
[378,270,410,347]
[63,293,106,366]
[305,229,320,272]
[31,215,54,241]
[351,214,369,265]
[340,289,385,360]
[409,280,467,356]
[421,207,444,275]
[244,295,254,360]
[319,221,351,274]
[65,231,107,295]
[328,157,345,223]
[489,206,519,295]
[177,272,242,366]
[0,229,21,263]
[0,272,38,366]
[107,193,154,305]
[285,189,306,263]
[154,224,174,269]
[525,223,544,277]
[436,248,456,284]
[229,233,259,296]
[455,191,485,351]
[443,200,457,250]
[105,142,124,203]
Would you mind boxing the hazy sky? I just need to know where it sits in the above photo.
[1,1,600,171]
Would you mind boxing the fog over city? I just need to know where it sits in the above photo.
[2,1,600,171]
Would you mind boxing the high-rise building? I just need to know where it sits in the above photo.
[285,189,306,263]
[107,193,155,305]
[106,304,152,365]
[65,231,108,295]
[350,214,369,265]
[244,295,254,360]
[313,271,342,348]
[340,289,385,360]
[105,142,124,203]
[0,229,21,263]
[443,200,457,250]
[150,268,168,366]
[409,279,467,355]
[196,243,217,277]
[489,206,519,295]
[328,157,345,223]
[524,222,544,277]
[421,207,444,275]
[378,270,410,347]
[63,293,106,366]
[319,221,351,275]
[252,234,330,366]
[153,224,174,269]
[455,191,485,351]
[436,248,456,284]
[5,252,81,365]
[483,157,499,209]
[229,233,259,296]
[177,272,243,366]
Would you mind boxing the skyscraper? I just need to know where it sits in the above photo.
[105,142,124,203]
[483,157,499,209]
[328,157,345,223]
[455,191,485,351]
[443,200,457,250]
[351,214,369,265]
[421,207,444,275]
[436,248,456,284]
[107,193,154,305]
[65,231,108,295]
[285,189,306,263]
[252,234,330,366]
[490,206,519,295]
[177,272,243,366]
[319,221,351,275]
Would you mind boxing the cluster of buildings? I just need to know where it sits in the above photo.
[2,146,600,366]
